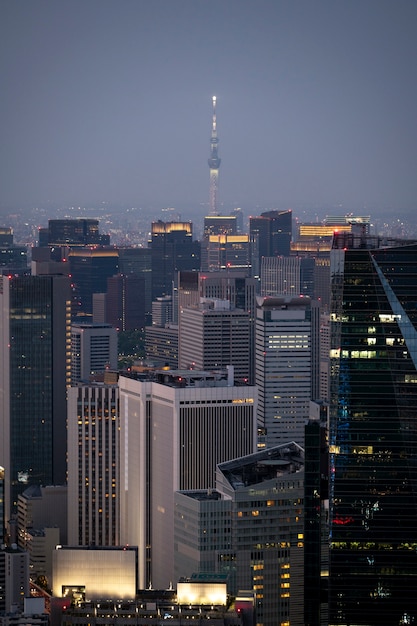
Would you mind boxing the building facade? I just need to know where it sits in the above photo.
[255,295,321,448]
[328,235,417,625]
[216,443,305,626]
[118,369,257,590]
[0,275,71,519]
[178,299,251,382]
[70,323,118,385]
[67,383,120,547]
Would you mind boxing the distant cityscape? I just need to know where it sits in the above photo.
[0,100,416,626]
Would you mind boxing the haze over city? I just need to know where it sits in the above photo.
[1,0,417,220]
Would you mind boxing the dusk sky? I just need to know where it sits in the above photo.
[1,0,417,217]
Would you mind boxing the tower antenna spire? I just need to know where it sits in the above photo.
[208,95,221,215]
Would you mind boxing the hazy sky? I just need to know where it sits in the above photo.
[1,0,417,216]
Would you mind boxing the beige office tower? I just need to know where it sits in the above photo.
[67,383,120,546]
[118,368,257,590]
[179,298,251,382]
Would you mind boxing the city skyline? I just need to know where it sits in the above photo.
[1,0,417,216]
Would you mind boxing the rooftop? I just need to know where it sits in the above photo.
[218,442,304,490]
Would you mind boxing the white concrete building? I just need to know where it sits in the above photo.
[118,368,257,590]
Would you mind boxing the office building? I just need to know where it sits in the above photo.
[145,324,179,368]
[119,368,257,589]
[67,383,120,546]
[203,215,237,237]
[17,484,68,548]
[152,295,173,327]
[0,228,27,272]
[202,234,251,273]
[179,299,251,382]
[150,221,200,301]
[68,247,119,318]
[255,295,321,448]
[174,490,232,583]
[0,544,29,614]
[177,271,258,382]
[118,247,152,323]
[0,275,71,519]
[106,274,146,330]
[216,443,305,626]
[177,270,257,317]
[328,234,417,625]
[38,218,110,247]
[70,323,118,385]
[250,209,292,278]
[261,256,301,297]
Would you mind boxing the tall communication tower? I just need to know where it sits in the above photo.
[208,95,221,215]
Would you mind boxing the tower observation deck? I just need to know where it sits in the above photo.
[208,96,221,215]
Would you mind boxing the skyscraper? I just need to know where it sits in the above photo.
[255,295,321,447]
[105,274,146,330]
[208,96,221,215]
[0,275,71,520]
[38,218,110,247]
[149,221,200,302]
[68,247,119,318]
[67,383,120,546]
[250,209,292,278]
[328,234,417,625]
[119,368,257,589]
[179,298,251,381]
[216,443,305,626]
[70,323,118,385]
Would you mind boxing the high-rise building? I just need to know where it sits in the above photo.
[203,234,251,273]
[151,295,173,327]
[0,227,27,272]
[70,323,118,385]
[208,96,221,215]
[68,247,119,318]
[174,490,232,583]
[255,295,321,448]
[0,275,71,519]
[38,218,110,247]
[250,209,292,277]
[118,247,152,323]
[106,274,146,330]
[119,368,257,589]
[149,221,200,301]
[179,299,251,382]
[203,215,237,237]
[67,383,120,547]
[261,256,301,297]
[216,443,305,626]
[145,324,178,368]
[177,271,258,382]
[328,234,417,625]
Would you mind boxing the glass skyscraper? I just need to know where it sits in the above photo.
[0,275,71,520]
[329,234,417,625]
